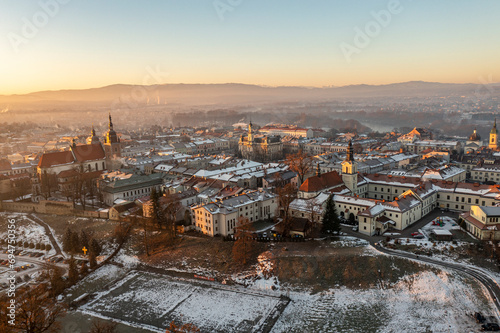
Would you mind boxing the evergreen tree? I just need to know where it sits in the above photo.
[62,228,73,252]
[321,194,341,234]
[68,255,79,285]
[150,187,165,229]
[47,264,66,297]
[90,238,101,256]
[71,232,80,253]
[89,248,98,269]
[79,262,88,276]
[80,230,89,250]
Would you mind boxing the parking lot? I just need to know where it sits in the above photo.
[0,248,76,293]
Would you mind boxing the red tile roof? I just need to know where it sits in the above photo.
[38,151,75,168]
[461,212,488,230]
[299,171,343,193]
[72,144,105,162]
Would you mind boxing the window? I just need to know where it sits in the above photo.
[447,196,450,200]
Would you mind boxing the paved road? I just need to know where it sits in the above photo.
[28,214,64,257]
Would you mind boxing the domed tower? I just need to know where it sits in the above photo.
[468,128,481,142]
[103,113,121,165]
[489,119,498,150]
[87,125,101,145]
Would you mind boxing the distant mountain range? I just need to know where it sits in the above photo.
[1,81,499,110]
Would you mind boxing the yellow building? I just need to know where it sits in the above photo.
[238,122,283,162]
[489,119,498,150]
[460,205,500,240]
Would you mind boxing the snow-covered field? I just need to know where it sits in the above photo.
[75,255,495,333]
[272,270,492,333]
[80,271,282,332]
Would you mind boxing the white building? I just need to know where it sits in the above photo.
[191,190,277,236]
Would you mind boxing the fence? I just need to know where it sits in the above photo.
[0,200,108,219]
[223,235,306,243]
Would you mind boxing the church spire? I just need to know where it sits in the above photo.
[346,140,354,162]
[109,112,113,130]
[91,124,96,137]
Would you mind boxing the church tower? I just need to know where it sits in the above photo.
[490,118,498,150]
[87,125,101,145]
[103,113,121,168]
[248,122,254,143]
[341,140,358,195]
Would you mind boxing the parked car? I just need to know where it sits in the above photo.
[481,323,500,331]
[352,226,358,232]
[413,235,425,239]
[19,251,27,256]
[29,252,37,257]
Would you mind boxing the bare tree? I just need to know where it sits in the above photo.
[16,284,67,333]
[286,150,312,185]
[163,192,181,244]
[232,216,256,266]
[276,183,297,237]
[306,197,321,231]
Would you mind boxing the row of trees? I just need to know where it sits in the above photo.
[139,188,182,256]
[37,166,104,209]
[63,228,102,263]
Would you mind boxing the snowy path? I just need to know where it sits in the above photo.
[27,214,64,257]
[372,243,500,318]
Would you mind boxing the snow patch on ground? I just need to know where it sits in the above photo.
[80,271,281,333]
[330,236,369,248]
[272,270,492,333]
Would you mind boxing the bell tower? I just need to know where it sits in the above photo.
[341,141,358,195]
[490,118,498,150]
[103,112,121,169]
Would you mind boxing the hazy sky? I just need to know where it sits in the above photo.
[1,0,499,94]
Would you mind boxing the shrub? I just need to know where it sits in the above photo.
[29,243,35,249]
[35,243,41,250]
[46,244,52,251]
[40,243,46,251]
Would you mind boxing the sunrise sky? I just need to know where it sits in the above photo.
[1,0,499,94]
